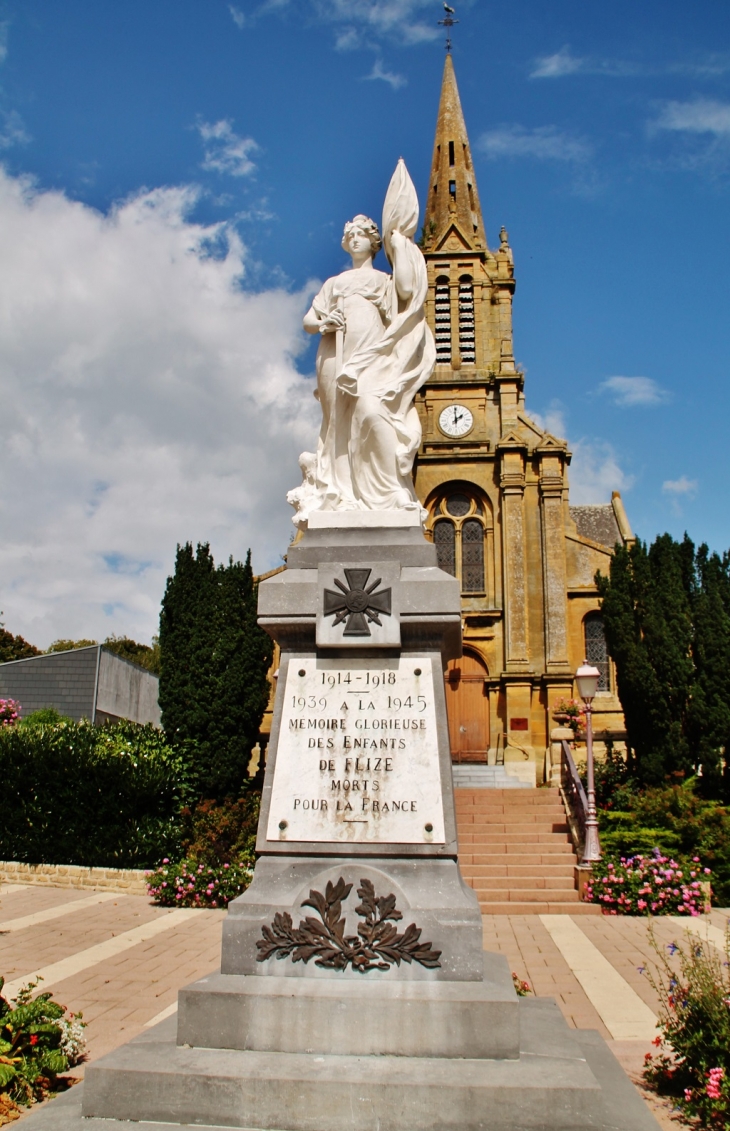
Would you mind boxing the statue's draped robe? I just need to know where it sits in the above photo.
[311,269,392,510]
[307,160,436,516]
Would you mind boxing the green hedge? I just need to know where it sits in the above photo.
[0,721,188,869]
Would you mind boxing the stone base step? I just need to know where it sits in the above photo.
[19,1001,656,1131]
[459,852,578,867]
[452,766,533,789]
[462,863,577,878]
[468,876,577,891]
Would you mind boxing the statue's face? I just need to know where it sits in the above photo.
[346,227,372,257]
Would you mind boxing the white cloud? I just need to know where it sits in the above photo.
[599,375,669,406]
[530,47,730,81]
[568,439,634,505]
[478,125,591,164]
[0,109,29,150]
[0,170,319,649]
[529,401,567,439]
[530,47,585,79]
[310,0,438,48]
[363,58,407,90]
[196,119,258,178]
[663,476,698,496]
[228,5,246,29]
[654,98,730,135]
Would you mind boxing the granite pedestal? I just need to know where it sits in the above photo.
[21,518,660,1131]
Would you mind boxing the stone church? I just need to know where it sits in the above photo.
[260,55,633,787]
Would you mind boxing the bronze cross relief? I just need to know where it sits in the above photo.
[323,568,392,637]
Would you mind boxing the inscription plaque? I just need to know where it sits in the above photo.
[266,657,445,844]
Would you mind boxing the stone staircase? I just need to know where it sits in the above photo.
[455,787,601,915]
[451,764,532,790]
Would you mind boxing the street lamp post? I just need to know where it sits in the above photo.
[576,659,601,864]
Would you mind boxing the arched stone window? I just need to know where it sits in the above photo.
[584,612,610,692]
[426,488,494,601]
[461,518,484,592]
[434,276,451,364]
[458,276,475,363]
[433,520,456,577]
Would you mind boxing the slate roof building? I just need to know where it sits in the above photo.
[0,645,161,727]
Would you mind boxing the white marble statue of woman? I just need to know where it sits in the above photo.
[289,159,435,525]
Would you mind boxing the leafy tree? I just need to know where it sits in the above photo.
[46,638,97,653]
[0,614,40,662]
[158,543,272,801]
[103,634,161,674]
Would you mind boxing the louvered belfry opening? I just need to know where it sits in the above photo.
[458,276,475,364]
[434,277,452,363]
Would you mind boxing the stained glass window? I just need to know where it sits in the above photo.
[446,493,471,517]
[434,520,456,577]
[585,614,610,692]
[461,519,484,592]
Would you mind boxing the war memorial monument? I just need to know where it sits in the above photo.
[24,119,659,1131]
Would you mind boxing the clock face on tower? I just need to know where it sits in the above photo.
[438,404,474,438]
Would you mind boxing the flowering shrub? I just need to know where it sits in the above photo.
[146,857,253,908]
[595,781,730,906]
[584,850,711,915]
[643,925,730,1128]
[0,976,85,1108]
[0,701,19,729]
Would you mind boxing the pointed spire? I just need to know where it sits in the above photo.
[422,54,487,254]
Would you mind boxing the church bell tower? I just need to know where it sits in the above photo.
[414,55,631,782]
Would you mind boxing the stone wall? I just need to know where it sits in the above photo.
[0,861,148,897]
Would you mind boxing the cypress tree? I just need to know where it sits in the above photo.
[597,535,694,785]
[158,543,272,801]
[687,545,730,798]
[159,542,218,789]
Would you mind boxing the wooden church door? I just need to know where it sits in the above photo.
[445,651,490,763]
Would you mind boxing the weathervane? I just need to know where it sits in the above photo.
[438,3,458,53]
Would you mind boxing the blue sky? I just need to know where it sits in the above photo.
[0,0,728,646]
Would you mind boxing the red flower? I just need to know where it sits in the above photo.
[30,1034,39,1046]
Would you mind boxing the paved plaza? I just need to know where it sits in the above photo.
[1,881,728,1128]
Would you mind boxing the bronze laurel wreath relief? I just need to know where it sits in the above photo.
[256,877,442,973]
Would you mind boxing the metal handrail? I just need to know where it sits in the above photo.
[559,739,590,859]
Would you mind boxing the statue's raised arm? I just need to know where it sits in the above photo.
[290,159,435,526]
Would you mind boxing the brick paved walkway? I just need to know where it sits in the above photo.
[1,882,728,1129]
